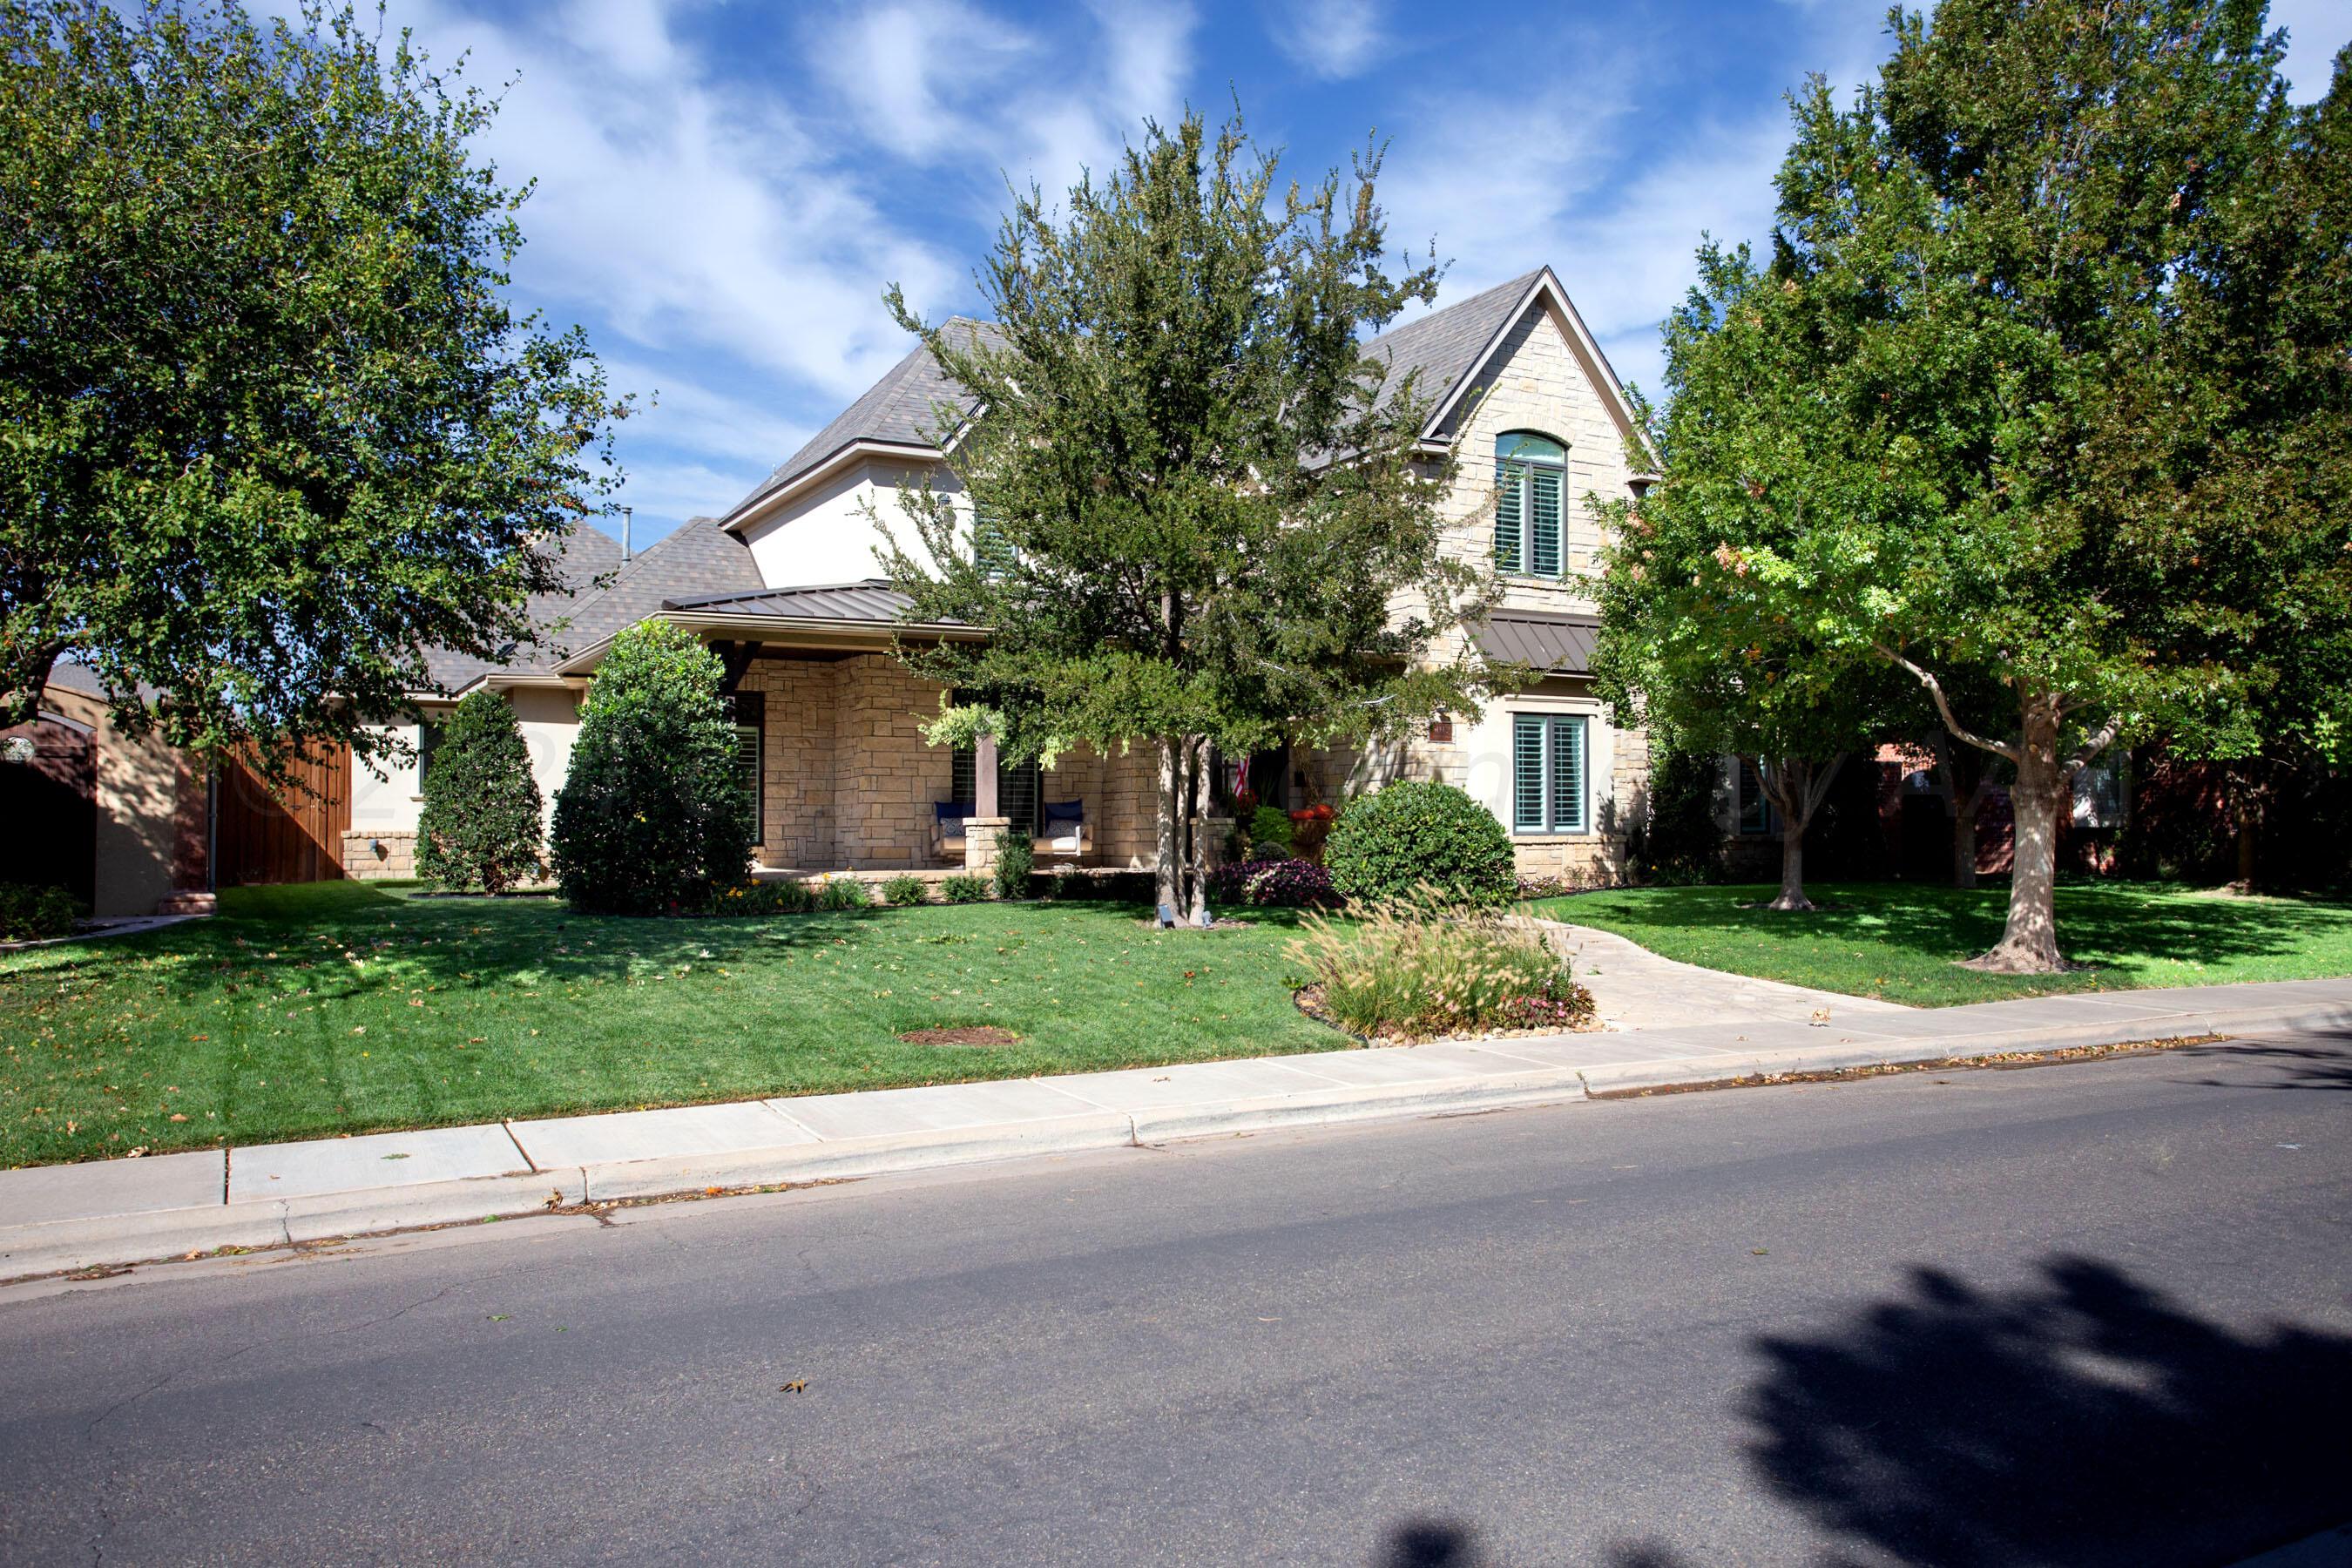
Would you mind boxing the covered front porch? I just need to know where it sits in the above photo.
[632,582,1165,878]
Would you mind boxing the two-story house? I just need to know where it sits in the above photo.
[343,266,1657,887]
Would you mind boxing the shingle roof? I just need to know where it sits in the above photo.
[1475,609,1601,674]
[1362,269,1545,432]
[663,578,929,623]
[422,518,760,693]
[728,320,1004,520]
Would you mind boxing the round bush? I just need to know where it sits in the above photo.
[551,622,757,914]
[1322,780,1516,908]
[417,689,544,895]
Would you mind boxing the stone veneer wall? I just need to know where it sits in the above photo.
[832,656,955,869]
[738,658,843,868]
[342,828,416,881]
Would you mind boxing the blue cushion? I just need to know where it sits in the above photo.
[936,801,975,825]
[1044,799,1085,824]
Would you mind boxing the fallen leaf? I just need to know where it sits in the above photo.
[168,1112,188,1123]
[488,1314,510,1321]
[1752,1248,1769,1256]
[779,1380,808,1394]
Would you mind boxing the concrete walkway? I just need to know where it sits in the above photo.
[3,976,2348,1280]
[1541,922,1912,1030]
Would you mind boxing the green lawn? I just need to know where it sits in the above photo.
[0,882,1341,1167]
[1529,880,2352,1008]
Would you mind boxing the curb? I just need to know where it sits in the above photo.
[5,996,2343,1282]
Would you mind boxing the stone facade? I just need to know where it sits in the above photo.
[342,828,417,881]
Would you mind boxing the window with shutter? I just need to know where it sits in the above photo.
[1513,715,1546,831]
[730,692,764,837]
[1511,713,1590,833]
[950,746,1043,834]
[972,510,1015,578]
[1494,432,1568,578]
[1738,759,1777,835]
[1530,465,1563,577]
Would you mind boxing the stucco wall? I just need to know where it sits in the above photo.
[740,457,964,590]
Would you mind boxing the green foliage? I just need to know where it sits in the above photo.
[416,691,544,895]
[1594,1,2352,964]
[1323,781,1517,908]
[0,1,626,781]
[992,828,1033,901]
[939,874,991,904]
[1633,747,1726,886]
[0,882,77,941]
[815,876,872,913]
[713,880,814,916]
[1288,904,1593,1040]
[875,106,1512,920]
[550,623,755,915]
[882,875,932,907]
[1245,806,1295,857]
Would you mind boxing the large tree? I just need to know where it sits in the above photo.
[1616,1,2349,971]
[876,111,1505,923]
[1592,249,1910,913]
[0,0,624,781]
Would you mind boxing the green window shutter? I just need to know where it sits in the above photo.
[417,719,443,787]
[1513,715,1546,831]
[1549,716,1587,832]
[1495,461,1524,574]
[1530,465,1563,577]
[973,511,1014,578]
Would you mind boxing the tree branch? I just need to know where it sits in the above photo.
[2067,715,2123,774]
[1873,644,2019,762]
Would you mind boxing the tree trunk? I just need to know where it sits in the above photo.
[1186,735,1212,925]
[1774,828,1809,912]
[3,643,62,731]
[1153,736,1181,922]
[1969,699,2069,973]
[1951,799,1981,891]
[1758,753,1844,911]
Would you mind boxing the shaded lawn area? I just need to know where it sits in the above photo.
[1529,880,2352,1008]
[0,882,1342,1167]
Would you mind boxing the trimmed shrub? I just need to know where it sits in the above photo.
[1208,855,1337,908]
[416,689,544,894]
[0,882,77,941]
[1246,805,1294,856]
[939,873,990,903]
[1322,781,1516,908]
[551,622,757,915]
[993,827,1033,901]
[815,875,872,911]
[1288,904,1594,1040]
[882,875,930,906]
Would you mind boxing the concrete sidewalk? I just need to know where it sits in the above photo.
[5,977,2349,1279]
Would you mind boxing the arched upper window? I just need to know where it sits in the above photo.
[1493,431,1567,578]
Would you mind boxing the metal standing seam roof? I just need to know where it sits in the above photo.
[662,579,954,625]
[1475,610,1602,674]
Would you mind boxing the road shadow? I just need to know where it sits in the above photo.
[1741,1254,2352,1567]
[1404,1254,2352,1568]
[2174,1031,2352,1092]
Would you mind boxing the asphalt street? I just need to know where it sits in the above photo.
[2,1030,2347,1566]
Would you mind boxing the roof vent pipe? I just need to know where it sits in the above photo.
[621,506,633,562]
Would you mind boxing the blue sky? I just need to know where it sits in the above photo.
[389,0,2352,549]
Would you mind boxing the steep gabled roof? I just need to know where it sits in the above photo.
[1360,269,1547,425]
[726,319,1003,525]
[420,527,626,695]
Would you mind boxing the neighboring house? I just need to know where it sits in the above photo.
[348,265,1659,883]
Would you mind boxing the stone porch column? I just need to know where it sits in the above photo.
[963,817,1010,876]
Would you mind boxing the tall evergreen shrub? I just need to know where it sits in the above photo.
[416,689,544,894]
[551,622,755,914]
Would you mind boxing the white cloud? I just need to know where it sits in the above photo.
[1266,0,1388,82]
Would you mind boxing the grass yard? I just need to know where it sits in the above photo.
[0,882,1342,1167]
[1530,880,2352,1008]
